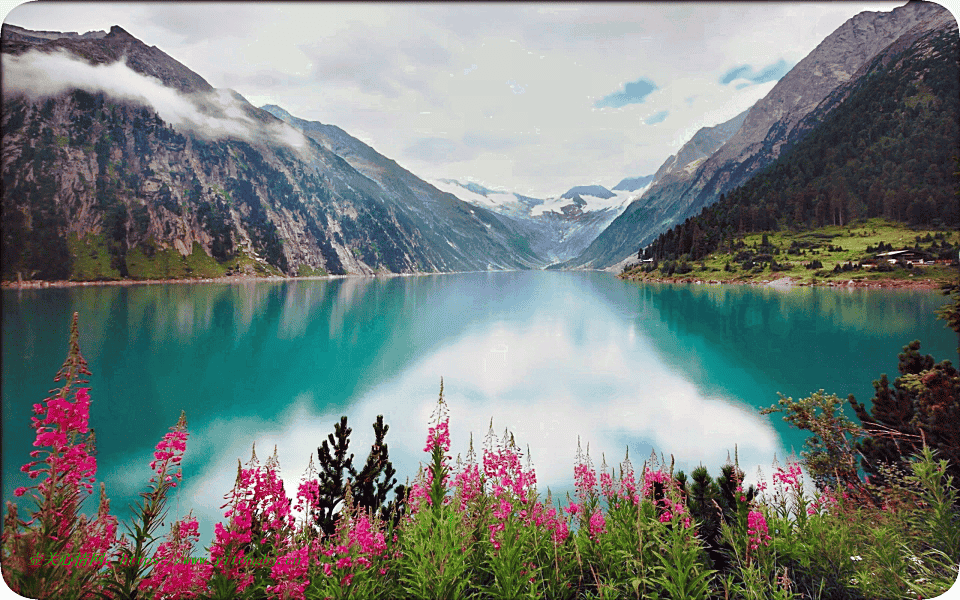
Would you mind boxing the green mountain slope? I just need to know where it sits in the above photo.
[640,17,958,265]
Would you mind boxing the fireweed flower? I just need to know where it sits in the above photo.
[142,514,207,600]
[588,510,606,540]
[407,467,431,513]
[208,447,293,591]
[316,503,390,588]
[74,482,118,574]
[150,412,188,488]
[479,421,537,504]
[640,467,693,527]
[746,509,772,551]
[294,454,321,530]
[772,462,804,490]
[599,454,616,501]
[267,546,310,600]
[25,387,98,498]
[424,392,451,455]
[452,436,482,510]
[618,449,639,505]
[573,438,597,503]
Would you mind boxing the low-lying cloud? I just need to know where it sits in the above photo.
[2,49,308,149]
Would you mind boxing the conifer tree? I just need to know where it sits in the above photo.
[313,417,354,536]
[312,415,406,536]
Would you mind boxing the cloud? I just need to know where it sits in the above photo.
[403,136,476,164]
[2,49,307,149]
[645,110,669,125]
[506,79,526,94]
[595,77,657,108]
[462,132,522,152]
[720,59,791,86]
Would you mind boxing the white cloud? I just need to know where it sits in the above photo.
[2,49,307,149]
[2,1,907,196]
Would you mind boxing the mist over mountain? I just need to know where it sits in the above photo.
[1,25,543,281]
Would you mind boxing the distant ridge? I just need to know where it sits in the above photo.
[561,185,615,200]
[612,175,654,192]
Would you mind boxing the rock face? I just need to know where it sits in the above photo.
[1,25,544,281]
[566,0,953,270]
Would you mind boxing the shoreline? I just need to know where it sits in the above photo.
[618,273,948,290]
[1,270,950,291]
[0,273,350,289]
[0,268,527,290]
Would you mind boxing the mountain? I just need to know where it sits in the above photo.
[1,25,544,281]
[642,9,958,263]
[433,179,644,264]
[612,175,654,192]
[561,185,615,200]
[564,0,952,270]
[560,108,748,269]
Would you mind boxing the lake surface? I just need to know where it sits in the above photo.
[3,271,956,543]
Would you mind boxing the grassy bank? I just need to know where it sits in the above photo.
[621,219,959,287]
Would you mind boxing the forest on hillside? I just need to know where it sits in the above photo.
[642,26,958,264]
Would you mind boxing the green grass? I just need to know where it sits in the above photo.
[126,240,228,280]
[67,233,121,281]
[623,218,960,286]
[297,264,328,277]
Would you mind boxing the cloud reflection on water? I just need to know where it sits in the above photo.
[182,280,782,543]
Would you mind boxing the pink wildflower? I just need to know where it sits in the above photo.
[599,455,615,500]
[588,510,606,539]
[773,462,803,490]
[482,423,536,501]
[142,515,207,600]
[267,546,310,600]
[424,391,451,454]
[573,438,597,502]
[746,509,772,551]
[22,387,98,497]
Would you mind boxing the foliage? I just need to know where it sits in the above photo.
[848,339,960,488]
[761,391,864,491]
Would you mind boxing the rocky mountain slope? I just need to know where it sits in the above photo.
[557,108,748,270]
[565,0,953,270]
[1,25,544,281]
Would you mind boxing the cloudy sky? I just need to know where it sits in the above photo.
[3,1,914,197]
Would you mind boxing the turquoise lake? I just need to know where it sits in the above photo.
[3,271,957,543]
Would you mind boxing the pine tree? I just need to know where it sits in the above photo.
[849,338,960,488]
[313,417,354,536]
[312,415,406,536]
[350,415,406,527]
